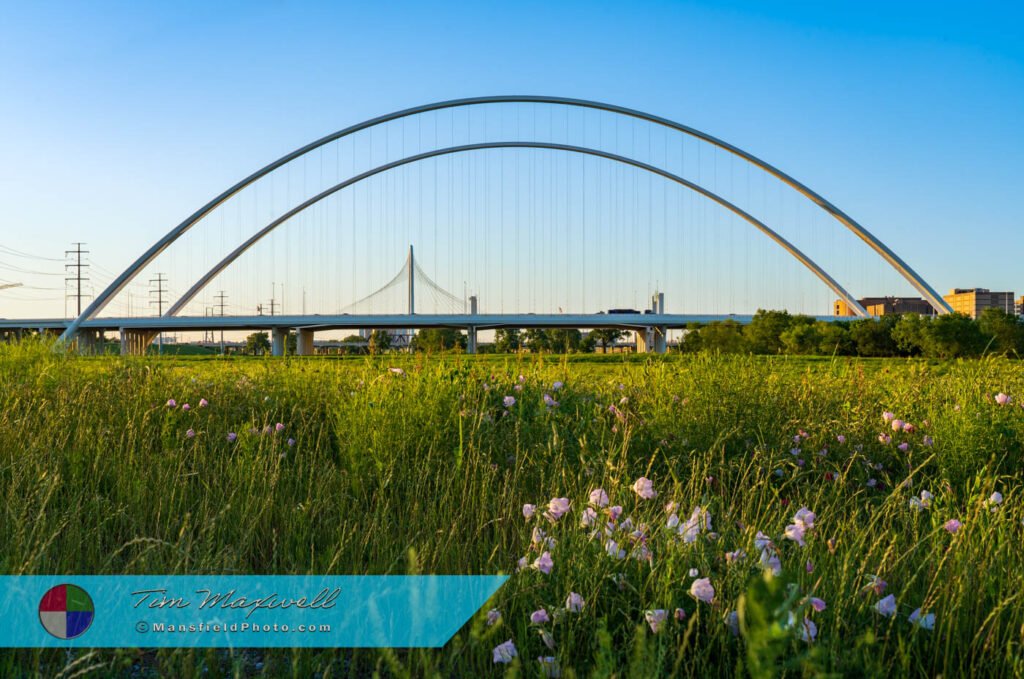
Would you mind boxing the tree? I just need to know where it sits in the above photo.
[697,320,747,353]
[494,328,522,353]
[524,328,552,353]
[413,328,466,352]
[977,308,1024,355]
[745,310,792,354]
[340,334,368,355]
[245,331,271,356]
[589,328,624,353]
[849,316,900,357]
[549,328,583,353]
[816,321,854,355]
[923,313,986,358]
[368,329,392,355]
[891,314,929,356]
[780,320,821,355]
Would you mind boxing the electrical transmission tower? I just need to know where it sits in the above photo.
[149,273,168,355]
[65,242,90,317]
[215,290,227,354]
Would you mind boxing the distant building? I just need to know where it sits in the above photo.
[942,288,1016,319]
[833,297,935,317]
[1017,296,1024,317]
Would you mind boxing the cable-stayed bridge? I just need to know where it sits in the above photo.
[0,96,950,354]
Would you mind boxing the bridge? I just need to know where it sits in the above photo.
[1,96,950,354]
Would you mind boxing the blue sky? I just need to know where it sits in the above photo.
[1,1,1022,318]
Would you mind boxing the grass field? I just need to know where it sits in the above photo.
[1,341,1023,677]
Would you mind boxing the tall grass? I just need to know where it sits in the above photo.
[0,340,1022,677]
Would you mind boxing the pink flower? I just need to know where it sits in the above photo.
[581,507,598,527]
[878,434,891,445]
[605,539,625,560]
[902,422,915,433]
[185,428,195,439]
[891,419,904,432]
[793,507,816,530]
[275,422,285,432]
[809,597,826,612]
[534,551,554,574]
[198,398,209,407]
[784,522,806,546]
[995,392,1011,406]
[866,575,887,595]
[546,497,571,521]
[552,381,564,390]
[689,578,715,603]
[943,519,962,534]
[836,434,846,444]
[182,403,191,412]
[492,639,517,664]
[607,505,623,522]
[674,608,686,621]
[530,608,550,624]
[898,442,909,452]
[588,488,609,507]
[806,560,814,573]
[523,504,537,519]
[166,399,177,408]
[566,592,585,613]
[226,432,236,443]
[645,609,668,633]
[503,396,516,408]
[543,394,559,407]
[882,411,895,423]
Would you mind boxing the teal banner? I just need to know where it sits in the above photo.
[0,575,507,648]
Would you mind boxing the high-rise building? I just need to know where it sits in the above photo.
[1015,296,1024,317]
[942,288,1016,319]
[833,297,935,317]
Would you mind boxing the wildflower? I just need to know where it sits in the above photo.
[523,504,537,519]
[754,531,774,551]
[607,506,623,522]
[878,434,891,445]
[516,557,529,571]
[552,381,563,390]
[666,513,680,530]
[909,608,935,630]
[605,539,626,560]
[943,519,962,534]
[806,560,814,573]
[645,609,668,633]
[883,411,895,423]
[798,617,817,642]
[987,491,1003,510]
[581,507,598,527]
[166,399,177,408]
[275,422,285,432]
[679,506,711,543]
[537,657,560,678]
[533,551,554,574]
[891,419,904,432]
[809,597,826,612]
[793,507,816,530]
[198,398,209,407]
[784,522,806,546]
[836,434,846,444]
[546,497,571,521]
[664,501,678,514]
[543,394,559,407]
[675,608,686,621]
[875,594,897,617]
[867,479,878,488]
[503,396,516,408]
[186,428,195,439]
[632,477,657,499]
[902,422,916,433]
[530,608,550,624]
[388,367,405,376]
[726,549,747,563]
[866,575,887,595]
[565,592,584,613]
[690,578,715,604]
[995,392,1011,406]
[492,639,517,664]
[182,403,191,412]
[539,629,556,650]
[688,568,699,578]
[588,488,609,507]
[923,435,934,447]
[226,432,237,443]
[920,490,934,508]
[486,609,501,626]
[726,610,740,636]
[897,442,909,452]
[531,527,546,546]
[827,538,837,553]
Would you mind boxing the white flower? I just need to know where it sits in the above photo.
[784,522,806,547]
[581,507,598,527]
[546,497,571,521]
[523,504,537,519]
[987,491,1004,510]
[565,592,585,613]
[679,506,711,543]
[645,609,668,633]
[793,507,816,530]
[875,594,897,617]
[632,477,658,499]
[588,488,610,507]
[666,513,680,530]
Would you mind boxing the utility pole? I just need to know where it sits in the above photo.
[214,290,227,355]
[268,282,278,317]
[65,242,89,318]
[149,273,167,355]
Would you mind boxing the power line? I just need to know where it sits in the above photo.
[65,242,90,317]
[149,273,168,355]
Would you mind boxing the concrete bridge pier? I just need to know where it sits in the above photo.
[77,330,101,355]
[119,329,157,355]
[296,328,315,355]
[466,295,478,354]
[271,328,287,356]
